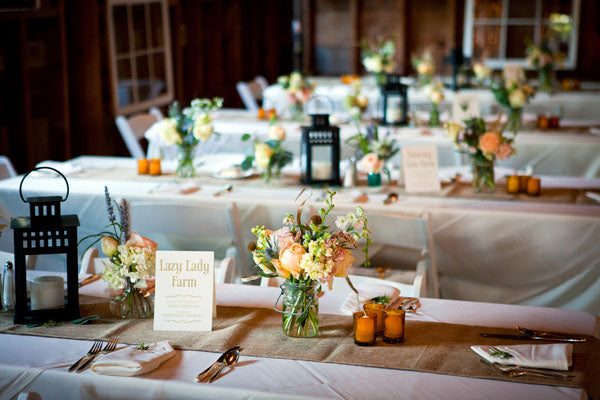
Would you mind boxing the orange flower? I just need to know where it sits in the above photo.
[478,132,501,154]
[279,243,306,279]
[333,248,354,278]
[127,232,158,250]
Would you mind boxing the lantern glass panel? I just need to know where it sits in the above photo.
[385,95,404,124]
[26,254,67,311]
[311,146,333,181]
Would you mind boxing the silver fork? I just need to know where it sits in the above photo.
[68,340,103,372]
[480,359,572,380]
[76,338,119,372]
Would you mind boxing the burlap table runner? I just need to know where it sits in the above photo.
[1,296,598,398]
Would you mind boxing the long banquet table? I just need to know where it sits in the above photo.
[0,156,599,316]
[0,281,598,400]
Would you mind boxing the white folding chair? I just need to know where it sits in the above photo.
[129,201,244,283]
[236,76,268,111]
[0,156,17,179]
[115,107,164,159]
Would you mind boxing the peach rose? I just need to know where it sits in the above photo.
[495,142,513,161]
[101,236,119,257]
[417,61,434,76]
[332,248,354,278]
[478,132,501,154]
[268,125,286,141]
[271,227,296,256]
[279,243,306,279]
[127,232,158,250]
[359,153,384,174]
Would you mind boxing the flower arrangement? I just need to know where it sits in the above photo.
[444,118,515,192]
[472,62,492,84]
[240,124,293,183]
[80,187,157,318]
[412,50,435,86]
[277,72,314,121]
[347,125,399,184]
[148,98,223,177]
[361,37,396,85]
[526,43,564,92]
[249,190,371,337]
[491,79,535,134]
[423,80,445,126]
[343,79,369,122]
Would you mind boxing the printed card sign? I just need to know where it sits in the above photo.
[402,146,441,193]
[452,93,480,121]
[153,251,214,332]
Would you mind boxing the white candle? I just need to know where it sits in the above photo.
[30,276,65,310]
[386,97,402,123]
[312,161,332,180]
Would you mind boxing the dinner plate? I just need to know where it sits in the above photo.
[212,166,254,180]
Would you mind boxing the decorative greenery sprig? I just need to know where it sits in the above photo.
[136,342,150,350]
[489,347,514,359]
[372,295,391,305]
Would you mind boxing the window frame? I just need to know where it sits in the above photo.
[462,0,581,70]
[107,0,174,115]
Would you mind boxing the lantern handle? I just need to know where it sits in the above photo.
[304,95,335,116]
[19,167,70,203]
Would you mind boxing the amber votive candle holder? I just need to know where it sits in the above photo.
[364,303,385,336]
[257,107,265,119]
[267,109,277,120]
[149,158,162,176]
[518,175,531,193]
[353,311,376,346]
[549,116,560,129]
[506,175,520,194]
[383,309,405,344]
[527,177,541,196]
[137,158,149,175]
[537,115,549,130]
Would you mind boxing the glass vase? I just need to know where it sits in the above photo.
[429,103,440,127]
[472,159,495,193]
[110,278,154,319]
[279,280,319,338]
[506,108,522,135]
[367,172,382,187]
[538,66,553,92]
[176,144,196,178]
[289,101,304,122]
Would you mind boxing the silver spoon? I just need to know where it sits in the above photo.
[208,347,242,382]
[383,192,399,205]
[196,346,240,382]
[213,184,233,197]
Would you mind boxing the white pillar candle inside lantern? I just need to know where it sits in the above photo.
[312,161,332,180]
[386,96,402,124]
[30,276,65,310]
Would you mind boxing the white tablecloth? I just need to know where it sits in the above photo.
[0,282,598,400]
[156,109,600,177]
[0,156,599,316]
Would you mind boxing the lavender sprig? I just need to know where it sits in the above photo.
[104,186,116,223]
[119,198,130,242]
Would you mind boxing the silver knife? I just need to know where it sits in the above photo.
[196,347,240,382]
[480,333,587,343]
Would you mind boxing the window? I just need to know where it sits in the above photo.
[463,0,580,69]
[107,0,174,115]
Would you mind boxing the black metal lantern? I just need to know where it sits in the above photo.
[380,74,408,126]
[10,167,80,324]
[300,114,341,186]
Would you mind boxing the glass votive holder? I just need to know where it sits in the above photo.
[364,303,385,336]
[149,158,162,176]
[518,175,531,193]
[506,175,520,194]
[537,115,549,130]
[527,177,541,196]
[353,311,376,346]
[383,309,405,344]
[137,158,149,175]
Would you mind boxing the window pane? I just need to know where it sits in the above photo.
[473,25,501,59]
[152,53,167,96]
[474,0,502,19]
[542,0,571,18]
[150,2,164,48]
[506,25,535,57]
[508,0,536,18]
[113,5,129,54]
[117,59,133,107]
[137,55,150,101]
[132,4,147,50]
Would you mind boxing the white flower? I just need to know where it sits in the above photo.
[255,143,274,169]
[268,125,286,141]
[508,89,526,108]
[152,118,181,146]
[363,56,383,73]
[430,90,444,104]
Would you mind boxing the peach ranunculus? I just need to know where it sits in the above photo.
[127,232,158,250]
[271,227,296,256]
[332,248,354,278]
[278,243,306,279]
[268,125,286,141]
[359,153,384,174]
[478,132,501,154]
[101,236,119,257]
[494,142,513,161]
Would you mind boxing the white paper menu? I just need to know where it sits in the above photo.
[153,251,214,332]
[402,146,441,193]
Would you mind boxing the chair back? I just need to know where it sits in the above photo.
[236,76,267,111]
[0,156,17,179]
[115,107,164,159]
[129,201,244,281]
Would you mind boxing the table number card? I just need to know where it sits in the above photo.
[402,146,441,193]
[153,251,214,332]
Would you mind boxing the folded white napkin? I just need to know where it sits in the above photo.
[91,341,176,376]
[471,343,573,371]
[339,283,400,315]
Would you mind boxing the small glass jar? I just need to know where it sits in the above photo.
[353,311,376,346]
[280,280,319,338]
[383,309,405,344]
[364,303,385,336]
